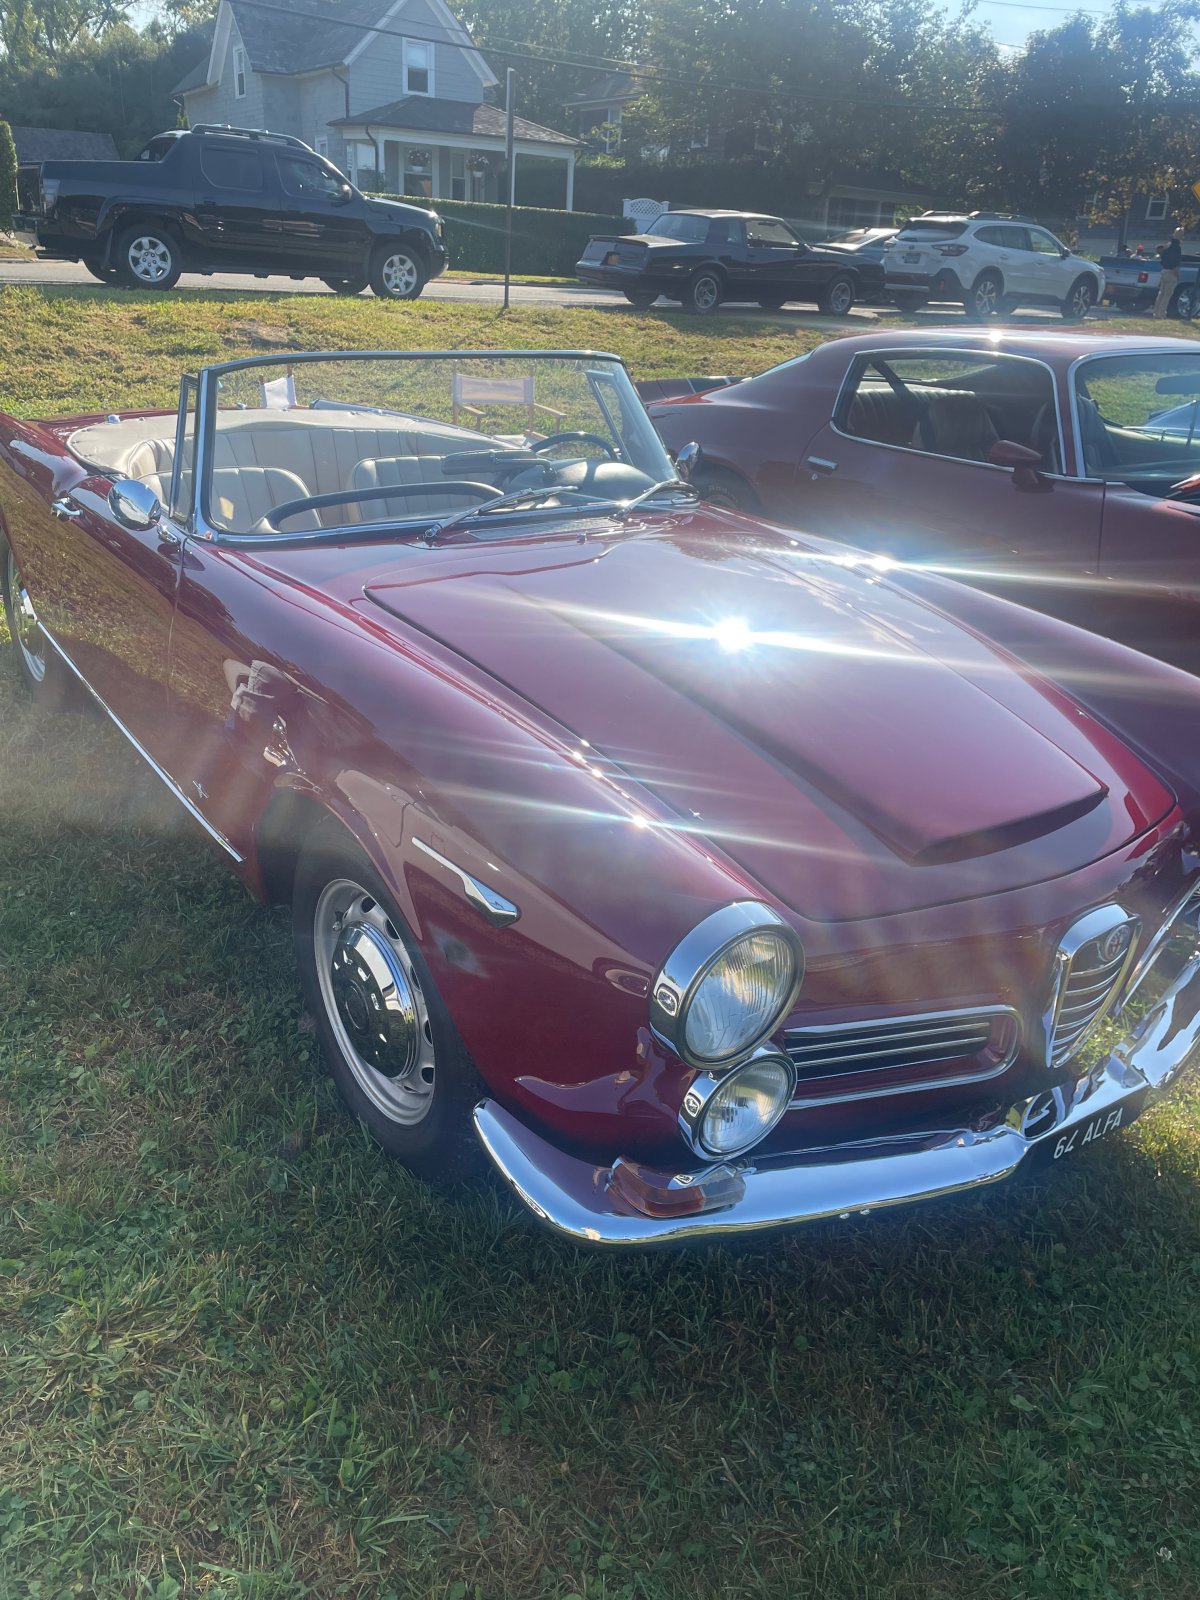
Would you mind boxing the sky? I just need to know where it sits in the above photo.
[950,0,1161,53]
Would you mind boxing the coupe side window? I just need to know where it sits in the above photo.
[746,218,797,247]
[839,352,1058,467]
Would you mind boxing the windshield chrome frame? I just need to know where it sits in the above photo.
[190,348,665,544]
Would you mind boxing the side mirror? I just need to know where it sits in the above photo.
[337,183,353,205]
[675,441,703,481]
[109,478,162,531]
[988,438,1047,492]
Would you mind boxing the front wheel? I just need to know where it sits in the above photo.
[82,256,118,284]
[964,271,1002,321]
[324,275,368,296]
[1061,277,1097,321]
[1,542,76,708]
[1171,285,1197,320]
[292,819,484,1181]
[817,275,855,316]
[113,223,183,290]
[683,270,723,315]
[369,245,427,301]
[692,465,756,512]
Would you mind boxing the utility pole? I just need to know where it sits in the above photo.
[504,68,515,311]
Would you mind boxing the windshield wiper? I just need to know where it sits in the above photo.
[614,478,700,518]
[424,484,602,542]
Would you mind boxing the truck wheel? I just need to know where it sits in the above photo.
[370,245,426,300]
[817,275,855,316]
[964,271,1002,321]
[324,276,368,296]
[683,270,723,315]
[1171,285,1196,320]
[82,256,118,284]
[1061,277,1097,321]
[114,223,182,291]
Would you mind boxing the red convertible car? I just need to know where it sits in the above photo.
[649,329,1200,671]
[4,348,1200,1246]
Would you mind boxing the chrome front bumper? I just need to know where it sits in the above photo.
[474,910,1200,1246]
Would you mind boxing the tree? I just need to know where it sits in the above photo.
[0,0,130,64]
[0,116,16,230]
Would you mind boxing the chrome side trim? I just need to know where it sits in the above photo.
[1126,877,1200,1001]
[829,344,1076,481]
[473,900,1200,1245]
[411,836,520,927]
[37,621,244,864]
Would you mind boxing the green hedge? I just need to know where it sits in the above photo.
[371,194,633,276]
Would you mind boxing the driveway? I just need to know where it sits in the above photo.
[0,257,1113,325]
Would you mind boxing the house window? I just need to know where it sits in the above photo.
[233,45,246,99]
[315,137,328,158]
[404,39,433,96]
[1146,193,1169,221]
[404,146,432,199]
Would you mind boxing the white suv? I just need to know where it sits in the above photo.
[883,212,1105,321]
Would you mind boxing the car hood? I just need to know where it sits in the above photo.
[365,197,436,227]
[342,519,1171,922]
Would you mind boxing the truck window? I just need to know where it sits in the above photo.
[200,148,265,192]
[277,154,345,201]
[138,136,178,162]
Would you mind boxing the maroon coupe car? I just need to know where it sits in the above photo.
[649,329,1200,671]
[4,348,1200,1245]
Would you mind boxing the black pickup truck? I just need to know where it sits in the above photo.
[27,125,446,299]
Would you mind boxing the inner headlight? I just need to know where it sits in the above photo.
[650,901,804,1067]
[680,1051,796,1158]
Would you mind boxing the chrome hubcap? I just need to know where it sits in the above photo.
[128,236,173,283]
[830,281,852,314]
[314,879,435,1125]
[381,253,418,296]
[694,277,719,310]
[6,549,46,683]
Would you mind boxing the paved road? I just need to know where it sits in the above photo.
[0,256,1100,325]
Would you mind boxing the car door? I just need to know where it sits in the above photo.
[1024,228,1071,302]
[793,347,1105,627]
[270,152,366,275]
[975,224,1033,296]
[194,142,278,270]
[742,216,809,300]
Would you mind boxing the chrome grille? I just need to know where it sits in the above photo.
[1047,907,1140,1070]
[784,1007,1019,1105]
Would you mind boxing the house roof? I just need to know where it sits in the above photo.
[9,124,119,163]
[181,0,492,82]
[173,57,210,95]
[562,69,644,109]
[334,97,580,146]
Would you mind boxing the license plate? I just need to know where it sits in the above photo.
[605,251,620,265]
[903,251,921,264]
[1041,1092,1146,1164]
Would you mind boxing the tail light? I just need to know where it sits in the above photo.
[1138,271,1149,283]
[936,243,969,257]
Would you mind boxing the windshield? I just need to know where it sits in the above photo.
[646,214,712,242]
[1074,353,1200,486]
[196,352,674,537]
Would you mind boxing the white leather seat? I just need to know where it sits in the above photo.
[136,466,319,533]
[349,455,481,520]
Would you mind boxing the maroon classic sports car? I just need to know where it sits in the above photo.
[4,348,1200,1246]
[648,329,1200,671]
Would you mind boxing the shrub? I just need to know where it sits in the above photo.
[0,119,17,232]
[372,194,633,276]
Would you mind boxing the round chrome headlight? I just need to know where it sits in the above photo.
[680,1051,796,1159]
[650,902,804,1067]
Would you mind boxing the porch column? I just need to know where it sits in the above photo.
[565,149,575,212]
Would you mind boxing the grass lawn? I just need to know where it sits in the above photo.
[1,286,1200,1600]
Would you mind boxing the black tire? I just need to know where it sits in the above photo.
[817,275,855,316]
[1170,284,1197,320]
[890,291,927,313]
[693,465,757,512]
[757,294,789,311]
[369,244,427,301]
[292,817,485,1182]
[113,222,183,291]
[964,271,1003,321]
[1061,277,1097,321]
[1,539,77,709]
[323,276,368,296]
[683,269,723,315]
[82,256,118,284]
[623,289,659,309]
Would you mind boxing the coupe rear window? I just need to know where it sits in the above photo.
[645,215,712,243]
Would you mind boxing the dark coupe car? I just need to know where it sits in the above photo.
[576,210,882,316]
[649,328,1200,672]
[5,347,1200,1245]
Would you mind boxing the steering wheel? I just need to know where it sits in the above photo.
[255,480,497,533]
[530,432,617,459]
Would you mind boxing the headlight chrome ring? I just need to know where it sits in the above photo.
[679,1049,797,1159]
[650,900,805,1068]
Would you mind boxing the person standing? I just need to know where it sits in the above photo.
[1154,231,1184,317]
